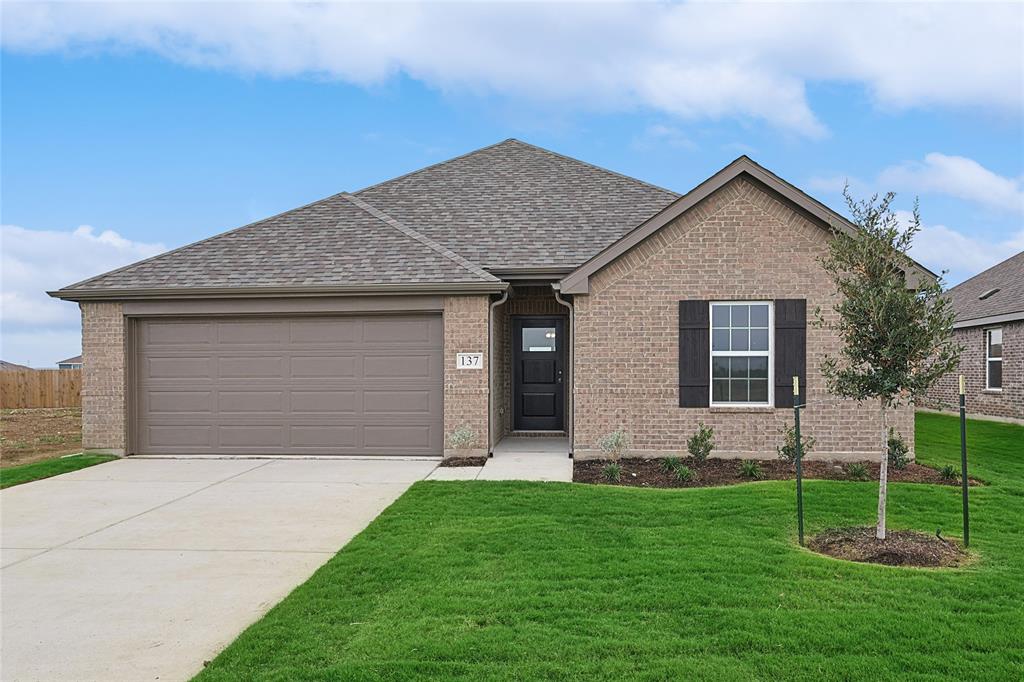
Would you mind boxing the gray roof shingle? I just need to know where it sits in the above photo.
[946,251,1024,325]
[56,139,678,295]
[61,193,498,292]
[357,139,680,270]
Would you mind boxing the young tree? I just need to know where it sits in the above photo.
[817,189,960,540]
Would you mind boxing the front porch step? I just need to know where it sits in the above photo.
[492,436,570,457]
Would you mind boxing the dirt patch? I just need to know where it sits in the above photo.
[808,526,969,567]
[1,408,83,467]
[572,457,980,489]
[441,456,489,467]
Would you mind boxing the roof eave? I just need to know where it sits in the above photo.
[48,281,509,302]
[953,310,1024,329]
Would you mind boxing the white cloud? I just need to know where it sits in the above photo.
[897,211,1024,286]
[0,224,165,366]
[632,124,696,151]
[2,2,1021,137]
[880,154,1024,214]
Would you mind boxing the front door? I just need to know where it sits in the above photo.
[512,316,566,431]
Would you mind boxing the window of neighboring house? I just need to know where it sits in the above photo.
[986,328,1003,390]
[710,301,772,405]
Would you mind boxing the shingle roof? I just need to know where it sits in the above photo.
[59,193,498,293]
[357,139,680,269]
[56,355,83,365]
[54,139,677,297]
[946,251,1024,325]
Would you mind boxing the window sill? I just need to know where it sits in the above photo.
[709,406,775,414]
[982,389,1003,394]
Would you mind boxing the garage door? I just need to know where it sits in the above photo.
[134,315,443,456]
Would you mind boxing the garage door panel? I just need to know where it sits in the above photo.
[291,355,357,378]
[290,390,359,414]
[146,356,213,379]
[144,320,213,346]
[364,425,437,450]
[289,425,358,448]
[363,389,436,415]
[136,314,443,456]
[216,320,288,345]
[362,317,439,344]
[218,391,285,414]
[147,425,213,448]
[219,356,286,378]
[364,354,436,378]
[146,391,215,414]
[289,318,361,344]
[218,425,285,448]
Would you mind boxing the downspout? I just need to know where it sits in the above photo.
[552,284,574,458]
[488,289,509,456]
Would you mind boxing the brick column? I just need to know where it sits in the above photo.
[443,295,490,457]
[80,302,126,455]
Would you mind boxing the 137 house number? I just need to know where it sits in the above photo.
[457,353,483,369]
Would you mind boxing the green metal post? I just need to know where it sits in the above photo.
[959,375,969,547]
[794,376,804,547]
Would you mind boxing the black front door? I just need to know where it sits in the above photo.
[512,316,566,431]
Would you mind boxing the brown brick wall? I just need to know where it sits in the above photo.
[443,295,491,456]
[572,176,914,461]
[80,302,127,454]
[924,322,1023,421]
[493,286,567,439]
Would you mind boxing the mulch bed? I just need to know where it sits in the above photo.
[807,526,969,567]
[440,456,489,467]
[572,457,979,489]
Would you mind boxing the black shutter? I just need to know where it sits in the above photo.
[774,299,807,408]
[679,301,710,407]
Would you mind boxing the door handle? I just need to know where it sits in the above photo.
[557,369,563,384]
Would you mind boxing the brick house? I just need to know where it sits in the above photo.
[924,252,1023,422]
[50,140,931,461]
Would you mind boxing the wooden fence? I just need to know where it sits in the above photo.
[0,369,82,409]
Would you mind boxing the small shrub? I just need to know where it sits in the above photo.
[602,462,622,483]
[448,425,475,450]
[660,456,682,473]
[940,464,958,481]
[888,428,910,470]
[740,459,764,480]
[598,429,629,461]
[777,425,816,464]
[845,462,870,481]
[674,465,695,483]
[686,422,715,463]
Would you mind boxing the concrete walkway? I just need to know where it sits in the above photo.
[0,457,436,682]
[427,437,573,482]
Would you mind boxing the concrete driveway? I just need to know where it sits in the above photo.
[0,457,437,682]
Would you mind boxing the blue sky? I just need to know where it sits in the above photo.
[1,2,1022,367]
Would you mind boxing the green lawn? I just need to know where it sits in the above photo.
[197,413,1023,681]
[0,453,117,489]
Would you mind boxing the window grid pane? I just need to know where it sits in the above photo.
[988,359,1002,389]
[710,303,771,405]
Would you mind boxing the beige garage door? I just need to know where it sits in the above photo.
[134,315,443,456]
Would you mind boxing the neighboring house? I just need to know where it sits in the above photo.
[925,252,1023,422]
[56,355,84,370]
[50,139,932,460]
[1,360,32,371]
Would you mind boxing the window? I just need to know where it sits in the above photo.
[711,302,772,405]
[522,327,556,352]
[986,328,1003,390]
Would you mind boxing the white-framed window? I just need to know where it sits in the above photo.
[986,327,1003,390]
[710,301,773,406]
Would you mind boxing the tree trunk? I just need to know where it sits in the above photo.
[876,399,888,540]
